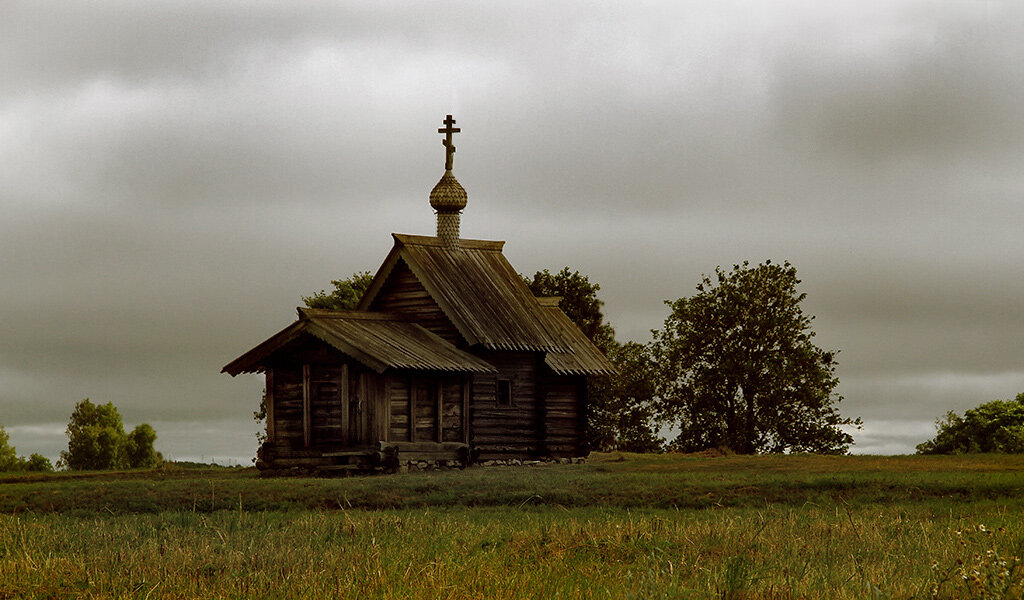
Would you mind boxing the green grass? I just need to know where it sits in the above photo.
[2,453,1023,515]
[1,453,1023,599]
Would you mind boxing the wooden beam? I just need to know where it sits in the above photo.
[578,377,588,456]
[463,374,471,445]
[265,369,275,443]
[436,381,443,443]
[302,364,311,448]
[380,368,387,438]
[359,373,369,445]
[403,376,411,442]
[340,363,349,446]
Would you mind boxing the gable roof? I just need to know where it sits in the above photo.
[537,298,617,376]
[222,308,497,376]
[358,234,568,352]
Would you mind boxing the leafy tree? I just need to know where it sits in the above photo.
[652,260,860,454]
[0,427,20,471]
[526,268,661,452]
[59,399,161,470]
[302,271,375,310]
[587,341,664,453]
[126,423,163,468]
[24,453,54,472]
[0,426,55,472]
[917,393,1024,454]
[252,388,270,465]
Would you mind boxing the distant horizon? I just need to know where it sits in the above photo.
[3,415,939,466]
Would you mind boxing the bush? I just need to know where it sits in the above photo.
[0,427,21,472]
[0,427,54,472]
[59,399,162,470]
[917,393,1024,454]
[126,424,162,469]
[24,453,53,472]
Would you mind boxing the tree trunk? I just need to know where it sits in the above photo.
[742,386,756,454]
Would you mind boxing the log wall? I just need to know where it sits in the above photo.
[386,374,465,444]
[540,375,587,457]
[469,351,543,460]
[413,377,437,442]
[258,337,588,470]
[263,334,385,467]
[441,378,464,443]
[370,259,462,344]
[388,375,410,442]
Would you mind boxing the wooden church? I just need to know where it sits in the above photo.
[223,115,614,473]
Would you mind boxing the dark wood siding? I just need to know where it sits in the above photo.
[265,336,383,456]
[351,370,376,446]
[310,366,344,446]
[271,364,304,451]
[369,259,461,344]
[469,351,542,459]
[542,375,586,457]
[388,375,410,442]
[413,377,437,442]
[441,377,464,442]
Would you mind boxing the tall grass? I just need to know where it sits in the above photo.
[1,453,1023,598]
[3,453,1024,515]
[1,504,1022,599]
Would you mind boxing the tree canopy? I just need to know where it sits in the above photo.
[302,271,375,310]
[526,267,662,452]
[0,426,53,472]
[525,268,613,348]
[652,260,859,454]
[586,341,664,453]
[916,393,1024,454]
[59,399,162,470]
[0,427,17,471]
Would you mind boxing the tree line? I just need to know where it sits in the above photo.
[0,399,161,473]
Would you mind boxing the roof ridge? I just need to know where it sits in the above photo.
[297,307,411,321]
[392,233,505,251]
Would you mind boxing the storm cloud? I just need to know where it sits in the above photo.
[2,1,1022,461]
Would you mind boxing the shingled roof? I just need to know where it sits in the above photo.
[358,234,568,352]
[222,308,497,376]
[537,298,617,376]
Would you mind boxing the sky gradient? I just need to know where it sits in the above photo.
[2,1,1022,462]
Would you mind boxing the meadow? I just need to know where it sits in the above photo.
[1,453,1023,599]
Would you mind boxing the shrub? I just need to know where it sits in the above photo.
[59,399,161,470]
[917,393,1024,454]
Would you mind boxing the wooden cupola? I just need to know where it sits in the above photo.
[429,114,467,248]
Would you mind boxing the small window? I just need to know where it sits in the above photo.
[496,379,512,406]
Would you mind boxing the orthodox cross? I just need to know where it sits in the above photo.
[438,114,460,171]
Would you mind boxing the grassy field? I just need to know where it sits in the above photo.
[1,453,1023,599]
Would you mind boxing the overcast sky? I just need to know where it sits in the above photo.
[2,1,1022,463]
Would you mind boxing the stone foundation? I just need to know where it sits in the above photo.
[398,455,587,473]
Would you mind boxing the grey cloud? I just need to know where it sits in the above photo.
[2,2,1022,459]
[770,3,1024,164]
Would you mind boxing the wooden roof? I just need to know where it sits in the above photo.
[222,308,497,376]
[358,234,568,352]
[537,299,617,376]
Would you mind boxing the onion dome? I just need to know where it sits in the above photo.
[429,170,468,212]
